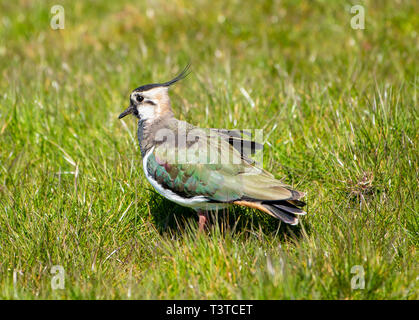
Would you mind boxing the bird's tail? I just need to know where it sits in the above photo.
[234,199,306,225]
[262,200,306,225]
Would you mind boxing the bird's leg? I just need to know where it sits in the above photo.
[197,210,209,232]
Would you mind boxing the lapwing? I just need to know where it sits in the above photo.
[118,65,306,231]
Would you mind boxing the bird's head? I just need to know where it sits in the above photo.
[118,64,190,121]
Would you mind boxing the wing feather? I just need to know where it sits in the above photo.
[147,124,302,204]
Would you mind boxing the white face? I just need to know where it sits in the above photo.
[130,87,168,120]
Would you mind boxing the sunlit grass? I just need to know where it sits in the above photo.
[0,0,417,299]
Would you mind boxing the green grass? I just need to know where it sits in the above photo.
[0,0,418,299]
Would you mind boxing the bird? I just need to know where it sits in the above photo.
[118,65,306,231]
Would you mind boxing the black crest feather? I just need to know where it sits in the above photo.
[134,63,191,92]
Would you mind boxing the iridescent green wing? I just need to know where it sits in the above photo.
[147,126,298,202]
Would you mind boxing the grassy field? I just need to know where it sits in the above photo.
[0,0,417,299]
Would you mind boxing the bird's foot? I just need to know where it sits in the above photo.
[198,210,209,232]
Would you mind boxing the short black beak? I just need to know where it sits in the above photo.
[118,106,134,119]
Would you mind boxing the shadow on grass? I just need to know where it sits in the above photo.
[147,192,305,241]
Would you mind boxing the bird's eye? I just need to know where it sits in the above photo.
[136,95,144,102]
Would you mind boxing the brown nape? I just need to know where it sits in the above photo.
[154,88,174,117]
